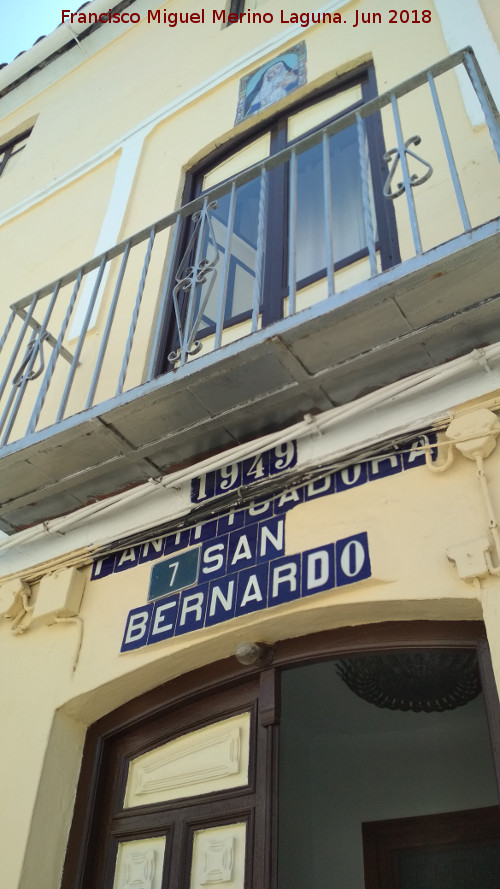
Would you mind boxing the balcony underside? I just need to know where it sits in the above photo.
[1,219,500,533]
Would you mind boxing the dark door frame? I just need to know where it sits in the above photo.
[61,621,500,889]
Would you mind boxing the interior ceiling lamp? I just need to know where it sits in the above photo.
[336,650,481,713]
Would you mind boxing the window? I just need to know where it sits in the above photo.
[0,128,31,178]
[229,0,245,15]
[158,68,398,372]
[227,1,272,26]
[62,624,500,889]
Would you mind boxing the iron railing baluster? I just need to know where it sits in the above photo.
[390,92,423,255]
[0,309,15,351]
[214,182,237,350]
[27,272,84,435]
[0,296,38,442]
[463,49,500,163]
[0,296,37,404]
[181,198,209,366]
[86,245,131,409]
[56,257,106,422]
[356,114,378,277]
[146,216,181,380]
[117,229,156,396]
[288,149,298,316]
[322,132,335,298]
[427,73,470,231]
[3,281,62,444]
[0,384,20,446]
[251,168,267,333]
[180,202,220,363]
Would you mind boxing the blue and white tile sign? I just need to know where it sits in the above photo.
[191,441,298,503]
[122,527,371,651]
[88,433,436,653]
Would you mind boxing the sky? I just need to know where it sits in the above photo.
[0,0,80,66]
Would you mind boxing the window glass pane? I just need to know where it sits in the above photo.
[195,174,261,332]
[287,85,363,141]
[295,124,367,282]
[203,133,270,190]
[0,130,31,177]
[329,125,368,260]
[12,133,30,153]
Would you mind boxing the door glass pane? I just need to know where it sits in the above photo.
[295,124,369,282]
[203,133,270,190]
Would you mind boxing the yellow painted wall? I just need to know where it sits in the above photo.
[3,414,500,886]
[0,4,500,885]
[0,0,498,435]
[480,0,500,45]
[0,155,118,301]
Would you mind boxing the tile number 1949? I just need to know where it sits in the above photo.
[191,441,298,503]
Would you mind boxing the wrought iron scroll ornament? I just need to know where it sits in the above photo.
[383,135,433,199]
[168,201,220,365]
[12,330,49,387]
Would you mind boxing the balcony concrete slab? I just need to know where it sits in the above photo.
[103,387,213,449]
[394,229,500,329]
[129,426,239,476]
[1,218,499,533]
[189,346,296,414]
[316,340,436,405]
[421,296,500,364]
[287,296,413,375]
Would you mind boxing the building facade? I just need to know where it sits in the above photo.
[1,1,500,887]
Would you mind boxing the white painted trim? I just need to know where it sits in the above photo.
[434,0,500,126]
[0,0,350,232]
[68,132,146,336]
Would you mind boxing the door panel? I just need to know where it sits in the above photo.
[190,822,247,889]
[82,678,267,889]
[124,712,252,807]
[112,836,167,889]
[362,807,500,889]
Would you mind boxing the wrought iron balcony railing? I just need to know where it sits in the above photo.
[0,48,499,456]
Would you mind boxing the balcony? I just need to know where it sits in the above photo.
[1,48,499,533]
